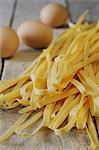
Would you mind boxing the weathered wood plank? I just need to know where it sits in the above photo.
[0,0,15,26]
[68,0,99,22]
[2,0,45,79]
[2,0,65,79]
[0,0,15,78]
[0,2,44,150]
[0,1,67,150]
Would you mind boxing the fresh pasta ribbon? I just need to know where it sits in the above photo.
[86,113,99,150]
[0,12,99,150]
[0,112,31,142]
[15,111,43,135]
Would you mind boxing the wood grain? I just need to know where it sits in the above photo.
[0,0,15,26]
[0,1,71,150]
[68,0,99,22]
[0,0,98,150]
[0,0,15,78]
[2,0,65,79]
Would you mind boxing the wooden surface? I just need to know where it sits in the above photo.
[0,0,15,77]
[68,0,99,22]
[0,0,99,150]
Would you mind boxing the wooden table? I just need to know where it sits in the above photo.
[0,0,99,149]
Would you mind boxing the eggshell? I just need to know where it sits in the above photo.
[0,27,19,58]
[17,21,53,48]
[40,3,69,27]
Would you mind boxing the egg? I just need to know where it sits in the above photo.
[40,3,69,27]
[17,21,53,48]
[0,27,19,58]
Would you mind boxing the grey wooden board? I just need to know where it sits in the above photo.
[68,0,99,22]
[0,0,15,26]
[0,0,98,150]
[0,0,15,76]
[2,0,45,79]
[2,0,66,79]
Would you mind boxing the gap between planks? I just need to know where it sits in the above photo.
[0,0,98,150]
[0,0,18,79]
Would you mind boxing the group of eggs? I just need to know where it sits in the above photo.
[0,3,69,58]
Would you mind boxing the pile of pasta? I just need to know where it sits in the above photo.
[0,13,99,150]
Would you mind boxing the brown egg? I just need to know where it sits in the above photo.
[0,27,19,58]
[17,21,53,48]
[40,3,69,27]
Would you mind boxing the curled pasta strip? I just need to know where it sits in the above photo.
[0,13,99,150]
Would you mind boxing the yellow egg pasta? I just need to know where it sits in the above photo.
[0,12,99,149]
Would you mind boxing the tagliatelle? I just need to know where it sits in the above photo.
[86,113,99,150]
[0,112,31,142]
[15,111,43,135]
[0,12,99,150]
